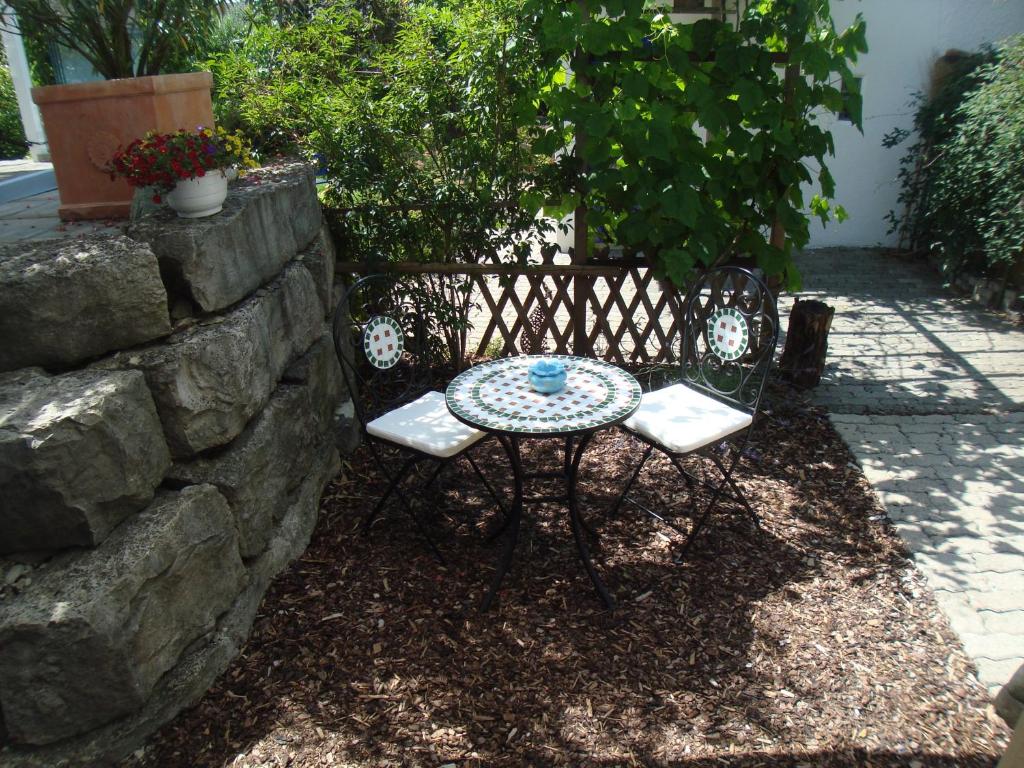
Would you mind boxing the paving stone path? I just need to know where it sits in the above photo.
[789,248,1024,696]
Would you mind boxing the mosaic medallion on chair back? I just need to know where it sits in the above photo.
[707,307,749,361]
[363,316,404,369]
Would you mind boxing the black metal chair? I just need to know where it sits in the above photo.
[331,273,503,561]
[609,266,780,558]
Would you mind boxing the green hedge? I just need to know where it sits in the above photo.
[0,60,27,160]
[887,35,1024,283]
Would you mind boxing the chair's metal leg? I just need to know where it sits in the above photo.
[363,443,444,564]
[464,451,508,519]
[485,505,516,543]
[422,459,447,493]
[391,484,446,565]
[418,458,449,522]
[674,447,751,562]
[363,449,419,534]
[608,443,653,518]
[674,481,727,562]
[710,453,760,528]
[566,432,614,610]
[481,435,522,611]
[668,455,698,492]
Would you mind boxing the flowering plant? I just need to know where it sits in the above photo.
[109,126,257,202]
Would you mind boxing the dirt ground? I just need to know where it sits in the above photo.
[127,384,1010,767]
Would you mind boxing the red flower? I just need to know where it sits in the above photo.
[108,126,251,196]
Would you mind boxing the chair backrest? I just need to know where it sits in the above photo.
[679,266,779,414]
[332,273,438,428]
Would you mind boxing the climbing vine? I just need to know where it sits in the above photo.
[520,0,867,288]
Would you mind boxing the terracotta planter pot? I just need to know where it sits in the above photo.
[32,73,215,221]
[166,171,229,218]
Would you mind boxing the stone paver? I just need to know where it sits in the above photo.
[790,248,1024,697]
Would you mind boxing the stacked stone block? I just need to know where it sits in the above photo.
[0,163,353,767]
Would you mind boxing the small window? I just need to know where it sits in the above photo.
[672,0,722,12]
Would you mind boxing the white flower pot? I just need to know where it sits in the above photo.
[166,171,228,218]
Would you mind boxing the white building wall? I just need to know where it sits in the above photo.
[809,0,1024,248]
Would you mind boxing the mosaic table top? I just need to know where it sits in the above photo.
[446,355,642,436]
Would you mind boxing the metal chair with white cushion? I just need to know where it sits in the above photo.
[610,266,779,558]
[332,274,502,560]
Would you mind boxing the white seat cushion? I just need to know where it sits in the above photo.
[366,391,485,458]
[622,383,752,454]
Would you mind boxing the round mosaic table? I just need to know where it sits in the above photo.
[445,355,642,611]
[446,354,641,437]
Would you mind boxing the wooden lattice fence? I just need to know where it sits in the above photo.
[336,259,684,364]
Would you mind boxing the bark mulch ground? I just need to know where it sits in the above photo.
[128,384,1010,767]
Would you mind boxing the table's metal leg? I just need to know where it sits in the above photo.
[567,432,615,610]
[480,435,523,611]
[485,514,513,543]
[565,435,597,538]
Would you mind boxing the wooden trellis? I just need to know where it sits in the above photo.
[586,265,683,363]
[337,260,684,364]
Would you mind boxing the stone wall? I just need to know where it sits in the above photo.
[0,163,356,767]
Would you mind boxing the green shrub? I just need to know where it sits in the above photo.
[211,0,546,257]
[0,58,27,159]
[886,35,1024,282]
[209,0,550,364]
[19,26,55,86]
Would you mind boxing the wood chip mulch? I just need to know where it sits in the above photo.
[127,384,1010,768]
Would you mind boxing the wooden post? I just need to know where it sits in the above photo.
[778,298,835,389]
[770,63,802,256]
[570,0,592,357]
[572,203,591,356]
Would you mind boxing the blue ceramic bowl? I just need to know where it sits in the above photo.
[528,359,567,394]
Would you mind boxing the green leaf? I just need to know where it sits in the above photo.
[662,248,694,288]
[733,78,764,114]
[582,20,611,55]
[662,185,700,228]
[690,19,718,60]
